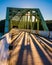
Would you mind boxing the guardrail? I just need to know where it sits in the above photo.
[19,29,52,38]
[0,29,52,41]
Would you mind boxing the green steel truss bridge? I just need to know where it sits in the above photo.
[1,7,52,65]
[5,7,49,33]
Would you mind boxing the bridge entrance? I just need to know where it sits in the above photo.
[5,7,49,33]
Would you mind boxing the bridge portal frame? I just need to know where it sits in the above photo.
[5,7,49,33]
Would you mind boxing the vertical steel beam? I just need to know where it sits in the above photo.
[10,20,13,29]
[36,15,39,31]
[30,11,32,30]
[27,12,28,29]
[37,20,39,33]
[4,8,9,33]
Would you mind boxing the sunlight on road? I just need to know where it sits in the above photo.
[0,31,52,65]
[31,34,52,64]
[30,37,44,65]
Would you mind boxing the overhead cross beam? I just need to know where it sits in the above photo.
[4,7,49,33]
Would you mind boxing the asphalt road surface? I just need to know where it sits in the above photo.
[8,31,52,65]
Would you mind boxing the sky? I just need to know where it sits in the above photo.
[0,0,52,20]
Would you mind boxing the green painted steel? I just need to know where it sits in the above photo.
[37,9,49,31]
[4,7,49,33]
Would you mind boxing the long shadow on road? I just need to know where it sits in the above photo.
[30,35,52,65]
[16,33,34,65]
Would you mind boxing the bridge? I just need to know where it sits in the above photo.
[5,7,49,33]
[0,8,52,65]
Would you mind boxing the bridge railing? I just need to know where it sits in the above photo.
[15,29,52,38]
